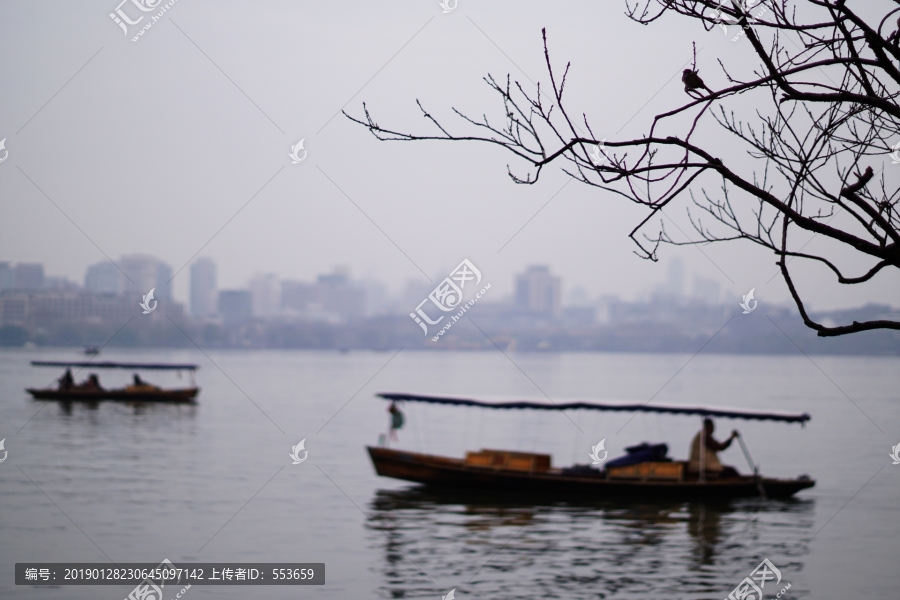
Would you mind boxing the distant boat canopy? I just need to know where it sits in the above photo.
[31,361,198,371]
[377,393,810,424]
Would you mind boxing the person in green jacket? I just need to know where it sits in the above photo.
[388,401,404,441]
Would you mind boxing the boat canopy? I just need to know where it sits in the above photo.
[31,361,198,371]
[377,393,810,424]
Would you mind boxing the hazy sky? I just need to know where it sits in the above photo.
[2,1,898,311]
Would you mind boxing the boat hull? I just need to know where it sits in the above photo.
[26,388,199,403]
[367,446,814,501]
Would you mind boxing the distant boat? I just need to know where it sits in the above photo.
[27,360,200,404]
[83,346,100,355]
[368,393,815,501]
[27,387,199,403]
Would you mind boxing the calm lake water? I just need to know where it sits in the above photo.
[1,348,897,599]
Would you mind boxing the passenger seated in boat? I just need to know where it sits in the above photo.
[127,373,159,392]
[688,418,740,478]
[78,374,103,391]
[57,368,74,391]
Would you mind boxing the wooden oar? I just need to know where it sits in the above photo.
[735,431,766,499]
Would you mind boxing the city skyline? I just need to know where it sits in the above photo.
[3,248,895,354]
[1,254,810,319]
[5,254,898,356]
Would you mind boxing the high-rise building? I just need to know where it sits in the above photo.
[316,269,364,321]
[85,261,123,295]
[120,255,172,302]
[156,262,172,301]
[190,258,217,317]
[249,273,281,317]
[14,263,45,290]
[662,258,685,297]
[515,265,561,316]
[0,263,13,290]
[282,280,316,313]
[0,293,28,323]
[218,290,253,326]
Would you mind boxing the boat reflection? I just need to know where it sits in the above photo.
[366,486,814,599]
[53,399,199,418]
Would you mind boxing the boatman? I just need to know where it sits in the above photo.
[688,418,740,478]
[57,368,74,390]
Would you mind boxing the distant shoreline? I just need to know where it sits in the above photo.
[2,299,897,356]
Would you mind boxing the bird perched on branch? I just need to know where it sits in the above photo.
[682,69,713,96]
[842,165,874,196]
[887,16,900,49]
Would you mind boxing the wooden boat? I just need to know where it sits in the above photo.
[27,386,199,403]
[367,446,813,501]
[27,360,200,404]
[368,393,815,501]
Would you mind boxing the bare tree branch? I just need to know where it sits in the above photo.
[346,0,900,337]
